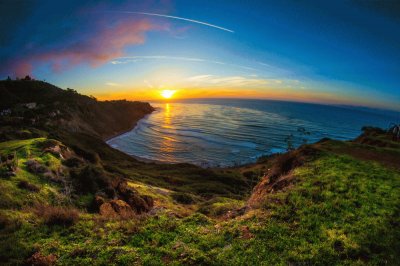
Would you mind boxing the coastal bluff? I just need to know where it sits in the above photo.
[0,79,154,140]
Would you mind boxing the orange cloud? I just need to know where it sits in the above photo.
[11,19,158,76]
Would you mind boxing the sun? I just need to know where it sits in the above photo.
[160,90,176,99]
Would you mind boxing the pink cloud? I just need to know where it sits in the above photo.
[12,18,159,76]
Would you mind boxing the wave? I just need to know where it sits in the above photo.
[107,100,394,167]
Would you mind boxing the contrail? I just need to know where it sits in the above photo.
[111,11,234,33]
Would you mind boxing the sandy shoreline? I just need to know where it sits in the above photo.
[104,109,168,164]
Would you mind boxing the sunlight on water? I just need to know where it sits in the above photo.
[160,103,175,155]
[107,99,398,167]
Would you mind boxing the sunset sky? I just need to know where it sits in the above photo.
[1,0,399,110]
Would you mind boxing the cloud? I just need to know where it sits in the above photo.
[111,55,206,65]
[7,19,157,76]
[110,56,263,72]
[185,75,214,82]
[106,82,123,87]
[0,0,174,77]
[144,80,154,88]
[109,11,234,33]
[185,75,269,87]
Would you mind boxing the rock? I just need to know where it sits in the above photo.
[117,181,138,197]
[41,141,73,160]
[99,200,135,218]
[117,181,153,213]
[110,200,134,217]
[125,194,151,214]
[25,252,57,266]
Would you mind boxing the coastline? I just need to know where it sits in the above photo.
[103,108,156,142]
[104,121,141,142]
[104,108,167,164]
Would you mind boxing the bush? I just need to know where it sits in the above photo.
[0,213,22,232]
[25,159,47,174]
[37,139,60,150]
[198,197,244,217]
[62,157,84,168]
[361,126,385,134]
[242,170,255,178]
[0,214,10,230]
[26,252,57,266]
[17,180,40,192]
[171,192,196,204]
[69,165,111,194]
[35,205,79,227]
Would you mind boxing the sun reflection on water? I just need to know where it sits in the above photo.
[160,103,175,154]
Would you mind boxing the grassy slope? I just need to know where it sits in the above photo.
[0,80,254,199]
[0,80,398,265]
[0,130,399,265]
[0,138,63,209]
[54,131,253,199]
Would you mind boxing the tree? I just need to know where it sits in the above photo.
[66,88,78,94]
[23,75,32,81]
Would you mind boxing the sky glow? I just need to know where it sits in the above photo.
[0,0,399,110]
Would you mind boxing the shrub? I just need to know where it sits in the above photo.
[26,252,57,266]
[0,214,10,230]
[242,170,255,178]
[171,192,196,204]
[198,197,244,217]
[0,213,22,232]
[62,157,84,168]
[37,139,60,150]
[25,159,47,174]
[361,126,385,134]
[17,180,40,192]
[69,165,111,194]
[35,204,79,227]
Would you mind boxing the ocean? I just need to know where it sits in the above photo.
[107,99,399,167]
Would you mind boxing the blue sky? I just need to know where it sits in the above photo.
[0,0,399,110]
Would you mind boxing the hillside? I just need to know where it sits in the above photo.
[0,80,154,140]
[0,81,399,265]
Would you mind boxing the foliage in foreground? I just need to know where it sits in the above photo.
[1,149,399,265]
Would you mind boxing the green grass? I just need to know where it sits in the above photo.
[0,138,65,209]
[1,126,399,265]
[1,150,398,265]
[57,132,254,199]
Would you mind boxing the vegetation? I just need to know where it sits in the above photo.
[0,80,399,265]
[389,123,400,141]
[34,204,79,227]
